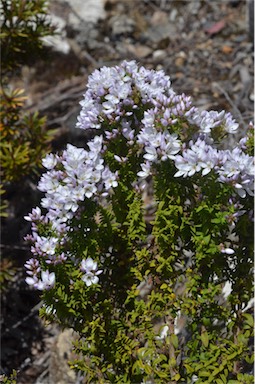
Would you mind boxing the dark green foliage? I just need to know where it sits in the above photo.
[0,0,56,75]
[0,87,55,185]
[0,258,17,291]
[0,0,56,218]
[39,146,253,382]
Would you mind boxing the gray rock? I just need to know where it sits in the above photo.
[143,23,177,44]
[56,0,106,25]
[49,329,78,384]
[109,14,135,35]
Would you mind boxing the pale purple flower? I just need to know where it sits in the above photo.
[224,112,239,133]
[80,257,103,287]
[122,125,135,143]
[220,244,235,255]
[25,258,40,276]
[188,109,238,137]
[38,171,60,193]
[159,133,181,160]
[81,257,99,273]
[36,236,58,256]
[82,273,100,287]
[189,110,223,133]
[144,146,158,162]
[26,275,39,287]
[217,147,254,197]
[63,144,88,171]
[84,183,97,198]
[76,98,101,130]
[174,150,201,178]
[137,162,151,179]
[87,135,103,155]
[36,270,56,290]
[102,168,118,190]
[24,207,43,222]
[42,153,58,169]
[25,259,55,290]
[114,155,127,163]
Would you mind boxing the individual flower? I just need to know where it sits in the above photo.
[24,207,43,222]
[137,161,151,179]
[80,257,103,287]
[81,257,100,273]
[25,258,40,276]
[224,112,239,133]
[25,275,39,288]
[219,243,235,255]
[102,168,118,190]
[42,153,58,169]
[82,273,100,287]
[36,270,56,290]
[35,236,58,256]
[189,110,224,134]
[144,146,158,162]
[45,252,67,265]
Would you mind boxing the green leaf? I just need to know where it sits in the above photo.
[203,234,211,245]
[173,373,181,381]
[144,363,152,375]
[170,333,179,349]
[243,313,254,328]
[244,355,254,364]
[220,373,227,383]
[199,370,210,377]
[201,331,209,348]
[132,360,142,374]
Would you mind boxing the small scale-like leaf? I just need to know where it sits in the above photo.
[173,373,181,381]
[243,313,254,328]
[201,331,209,348]
[199,370,211,377]
[170,333,179,349]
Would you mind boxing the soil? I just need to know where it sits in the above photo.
[1,0,254,383]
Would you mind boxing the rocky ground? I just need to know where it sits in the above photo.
[1,0,254,383]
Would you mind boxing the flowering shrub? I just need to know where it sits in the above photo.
[25,61,254,383]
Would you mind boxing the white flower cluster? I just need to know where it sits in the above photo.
[25,258,55,290]
[76,60,254,198]
[39,136,117,224]
[24,135,117,289]
[174,138,254,198]
[76,60,172,131]
[188,110,239,134]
